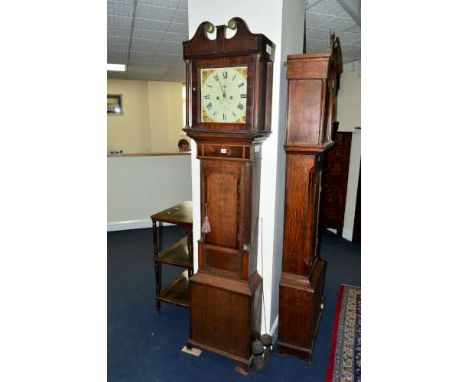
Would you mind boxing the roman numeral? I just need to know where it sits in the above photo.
[237,103,244,110]
[207,84,212,88]
[232,112,237,117]
[232,73,237,81]
[207,102,212,110]
[204,95,210,99]
[238,82,245,88]
[222,71,227,79]
[222,113,226,120]
[213,74,219,81]
[240,94,247,98]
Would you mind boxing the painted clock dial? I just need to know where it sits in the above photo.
[200,66,248,123]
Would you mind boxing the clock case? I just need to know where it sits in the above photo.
[277,37,343,362]
[182,18,275,374]
[183,17,274,136]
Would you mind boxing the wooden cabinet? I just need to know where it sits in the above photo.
[321,126,352,235]
[277,38,342,362]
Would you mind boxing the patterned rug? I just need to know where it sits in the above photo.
[325,284,361,382]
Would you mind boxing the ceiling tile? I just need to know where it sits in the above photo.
[131,37,161,52]
[339,32,360,45]
[108,35,130,45]
[107,2,134,17]
[108,14,133,29]
[151,53,183,65]
[134,18,171,32]
[306,39,329,52]
[108,0,134,4]
[129,44,157,55]
[146,65,170,75]
[108,26,132,38]
[107,71,128,80]
[173,9,188,24]
[305,12,336,28]
[306,28,332,41]
[306,0,346,17]
[179,0,188,10]
[317,16,356,32]
[129,51,155,63]
[167,22,188,34]
[135,5,176,21]
[138,0,179,9]
[145,73,164,81]
[107,50,128,64]
[133,28,165,40]
[157,41,182,55]
[346,25,361,34]
[164,32,188,43]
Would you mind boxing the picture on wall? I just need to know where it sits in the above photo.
[107,94,123,115]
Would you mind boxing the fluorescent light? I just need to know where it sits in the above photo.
[107,64,126,72]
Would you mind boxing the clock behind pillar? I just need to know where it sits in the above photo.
[277,37,342,362]
[182,18,275,375]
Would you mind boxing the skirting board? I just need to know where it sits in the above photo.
[107,219,174,232]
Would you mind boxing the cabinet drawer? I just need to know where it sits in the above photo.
[198,144,248,159]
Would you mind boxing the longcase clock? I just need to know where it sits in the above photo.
[277,37,342,362]
[182,18,275,375]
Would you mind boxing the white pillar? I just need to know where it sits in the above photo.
[187,0,305,338]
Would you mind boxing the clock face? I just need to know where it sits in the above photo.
[200,66,248,124]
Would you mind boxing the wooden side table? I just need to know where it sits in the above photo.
[151,201,193,312]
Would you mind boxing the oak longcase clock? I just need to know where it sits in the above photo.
[182,17,274,375]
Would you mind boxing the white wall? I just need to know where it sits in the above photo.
[337,62,361,240]
[188,0,304,338]
[107,155,192,230]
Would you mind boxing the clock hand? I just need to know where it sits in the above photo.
[216,78,225,98]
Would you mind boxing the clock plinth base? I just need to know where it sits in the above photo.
[188,271,262,373]
[277,259,326,362]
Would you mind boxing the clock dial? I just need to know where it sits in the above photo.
[200,66,248,123]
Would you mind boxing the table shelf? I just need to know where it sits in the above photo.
[155,236,192,269]
[157,270,189,308]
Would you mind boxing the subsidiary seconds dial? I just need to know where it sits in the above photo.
[200,66,247,123]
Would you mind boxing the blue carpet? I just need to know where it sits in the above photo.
[108,227,360,381]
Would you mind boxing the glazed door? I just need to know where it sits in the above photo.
[200,160,244,278]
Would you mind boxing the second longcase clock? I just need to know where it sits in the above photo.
[183,18,275,374]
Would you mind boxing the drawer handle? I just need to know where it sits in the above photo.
[219,148,228,154]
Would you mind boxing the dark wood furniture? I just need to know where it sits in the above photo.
[321,123,352,236]
[182,18,274,375]
[151,201,193,312]
[353,165,361,243]
[277,37,342,362]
